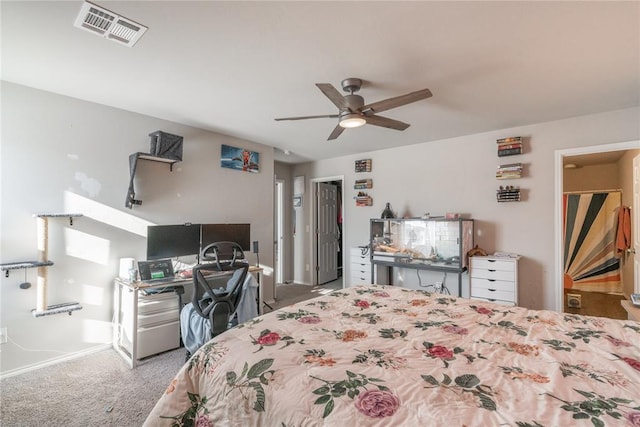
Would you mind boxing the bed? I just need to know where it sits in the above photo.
[144,284,640,426]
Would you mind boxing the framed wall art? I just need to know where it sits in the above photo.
[221,144,260,173]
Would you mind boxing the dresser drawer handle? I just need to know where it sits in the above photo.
[488,289,496,292]
[488,298,496,301]
[488,269,496,272]
[488,279,496,282]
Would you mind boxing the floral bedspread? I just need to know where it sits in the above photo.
[144,285,640,426]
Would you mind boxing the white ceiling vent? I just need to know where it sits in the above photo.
[74,1,147,47]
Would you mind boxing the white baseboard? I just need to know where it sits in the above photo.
[0,343,112,379]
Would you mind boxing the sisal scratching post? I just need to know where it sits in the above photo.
[36,216,48,312]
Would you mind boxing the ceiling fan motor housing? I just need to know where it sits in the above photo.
[343,94,364,111]
[341,78,362,94]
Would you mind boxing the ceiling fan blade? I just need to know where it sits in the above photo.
[364,114,410,131]
[361,88,432,115]
[316,83,349,110]
[327,124,345,140]
[275,114,339,121]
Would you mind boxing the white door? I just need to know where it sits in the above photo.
[316,182,338,284]
[633,154,639,293]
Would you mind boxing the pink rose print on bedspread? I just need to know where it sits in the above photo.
[257,331,280,345]
[311,370,396,419]
[298,315,321,324]
[622,357,640,372]
[251,330,281,352]
[441,325,468,335]
[372,291,390,298]
[473,306,492,315]
[354,389,400,418]
[627,412,640,426]
[195,414,213,427]
[605,335,632,347]
[422,342,461,367]
[252,329,301,352]
[355,299,371,309]
[428,345,454,360]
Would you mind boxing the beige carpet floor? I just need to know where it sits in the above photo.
[0,346,185,427]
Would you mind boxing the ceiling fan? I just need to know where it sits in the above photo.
[275,78,432,140]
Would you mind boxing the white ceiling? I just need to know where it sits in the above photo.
[2,1,639,164]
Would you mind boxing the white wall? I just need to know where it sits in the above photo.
[292,107,640,310]
[564,163,619,192]
[0,82,275,375]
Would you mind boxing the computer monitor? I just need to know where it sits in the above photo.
[201,223,251,252]
[146,224,201,260]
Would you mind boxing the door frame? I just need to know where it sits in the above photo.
[310,175,344,285]
[554,139,640,312]
[274,178,284,285]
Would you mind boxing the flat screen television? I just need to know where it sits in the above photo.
[146,224,201,260]
[201,223,251,251]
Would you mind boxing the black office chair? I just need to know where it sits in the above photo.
[199,241,247,271]
[182,242,249,360]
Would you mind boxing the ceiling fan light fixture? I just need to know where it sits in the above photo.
[339,114,366,128]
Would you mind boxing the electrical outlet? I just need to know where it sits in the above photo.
[567,294,582,308]
[0,327,7,344]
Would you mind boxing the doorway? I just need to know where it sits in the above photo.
[275,179,284,285]
[554,140,639,315]
[311,176,344,285]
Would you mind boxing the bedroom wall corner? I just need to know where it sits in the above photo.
[0,82,275,375]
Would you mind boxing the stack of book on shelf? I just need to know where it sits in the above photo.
[355,159,372,172]
[496,186,520,202]
[496,163,523,179]
[354,179,373,189]
[355,192,373,206]
[497,137,523,157]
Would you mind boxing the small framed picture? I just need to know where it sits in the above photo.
[293,196,302,208]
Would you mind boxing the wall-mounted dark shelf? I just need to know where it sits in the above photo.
[497,136,523,157]
[126,152,181,208]
[135,153,180,170]
[497,187,521,202]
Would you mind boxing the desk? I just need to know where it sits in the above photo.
[621,299,640,322]
[113,267,262,368]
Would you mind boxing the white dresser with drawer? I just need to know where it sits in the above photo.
[114,279,182,367]
[350,246,373,286]
[470,255,520,306]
